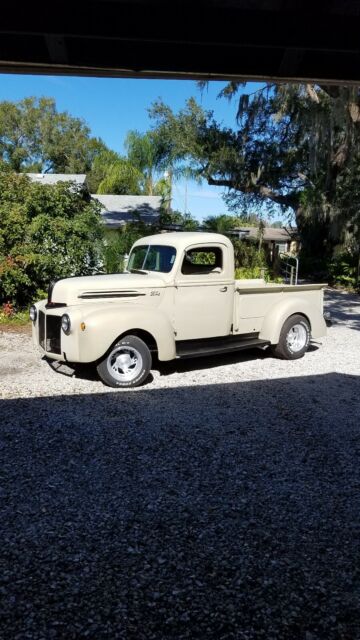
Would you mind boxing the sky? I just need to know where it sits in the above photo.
[0,74,265,221]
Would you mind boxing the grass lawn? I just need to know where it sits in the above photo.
[0,310,32,333]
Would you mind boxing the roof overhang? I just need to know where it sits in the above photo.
[2,1,360,84]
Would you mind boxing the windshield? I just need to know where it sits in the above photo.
[128,245,176,273]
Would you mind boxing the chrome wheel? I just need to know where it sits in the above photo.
[286,323,308,353]
[106,345,143,382]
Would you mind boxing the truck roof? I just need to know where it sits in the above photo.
[132,232,234,251]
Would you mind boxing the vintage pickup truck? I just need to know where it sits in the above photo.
[30,232,327,387]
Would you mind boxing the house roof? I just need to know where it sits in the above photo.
[92,194,162,229]
[231,226,297,242]
[26,173,87,186]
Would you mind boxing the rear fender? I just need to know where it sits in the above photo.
[259,297,327,344]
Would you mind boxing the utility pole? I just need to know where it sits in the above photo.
[163,169,172,214]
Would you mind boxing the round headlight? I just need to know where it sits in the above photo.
[29,305,37,322]
[61,314,71,335]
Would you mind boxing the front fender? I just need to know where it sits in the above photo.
[259,297,327,344]
[72,304,176,362]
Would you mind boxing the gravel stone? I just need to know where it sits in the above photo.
[0,289,360,639]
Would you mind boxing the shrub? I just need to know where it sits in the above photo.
[328,251,359,288]
[0,172,104,305]
[102,224,155,274]
[232,239,266,270]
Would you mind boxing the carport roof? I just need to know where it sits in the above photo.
[2,1,360,83]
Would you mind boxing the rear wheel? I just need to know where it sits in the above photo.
[272,314,310,360]
[97,335,152,388]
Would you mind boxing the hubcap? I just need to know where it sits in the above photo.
[107,346,143,382]
[286,323,308,353]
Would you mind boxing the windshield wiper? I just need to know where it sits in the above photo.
[129,268,148,274]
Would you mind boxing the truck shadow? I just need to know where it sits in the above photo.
[45,345,320,383]
[155,343,320,376]
[1,372,360,639]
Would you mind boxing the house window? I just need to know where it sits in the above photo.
[275,242,288,253]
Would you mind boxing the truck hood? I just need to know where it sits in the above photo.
[51,272,167,306]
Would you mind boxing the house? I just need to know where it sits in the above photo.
[25,174,162,229]
[91,194,162,230]
[229,226,299,257]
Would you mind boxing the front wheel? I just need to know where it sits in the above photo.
[97,335,152,388]
[271,314,311,360]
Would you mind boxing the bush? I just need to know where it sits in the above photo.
[0,172,104,306]
[102,224,155,274]
[300,249,359,289]
[328,251,359,288]
[232,239,266,270]
[235,266,265,279]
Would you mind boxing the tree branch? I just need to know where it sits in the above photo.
[207,175,299,209]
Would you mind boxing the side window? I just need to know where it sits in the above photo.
[181,246,223,275]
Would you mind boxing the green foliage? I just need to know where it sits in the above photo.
[203,214,242,234]
[328,251,359,288]
[0,306,29,325]
[0,97,106,173]
[232,239,266,270]
[159,208,198,230]
[125,130,166,195]
[97,159,143,195]
[102,225,154,273]
[235,266,264,279]
[87,148,124,193]
[0,173,103,305]
[189,250,216,265]
[149,84,360,266]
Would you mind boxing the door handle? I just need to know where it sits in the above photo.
[220,286,228,292]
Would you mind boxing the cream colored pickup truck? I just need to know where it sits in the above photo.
[30,232,327,388]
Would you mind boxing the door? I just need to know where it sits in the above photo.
[174,244,234,340]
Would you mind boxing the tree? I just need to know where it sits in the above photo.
[87,148,123,193]
[149,85,360,266]
[203,214,243,234]
[125,130,165,195]
[0,173,103,305]
[0,97,106,174]
[96,158,143,195]
[159,208,198,230]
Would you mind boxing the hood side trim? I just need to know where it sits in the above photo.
[78,292,146,299]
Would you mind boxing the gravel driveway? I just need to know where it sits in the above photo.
[1,289,360,639]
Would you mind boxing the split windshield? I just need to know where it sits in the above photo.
[128,244,176,273]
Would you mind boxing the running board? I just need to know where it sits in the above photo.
[176,336,270,359]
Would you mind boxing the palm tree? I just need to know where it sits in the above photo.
[203,214,241,235]
[125,130,164,196]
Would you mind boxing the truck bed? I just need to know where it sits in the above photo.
[234,280,327,337]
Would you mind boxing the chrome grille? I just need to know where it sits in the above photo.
[39,311,45,349]
[38,311,61,354]
[46,315,62,354]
